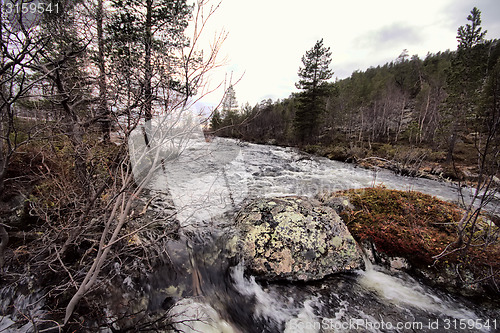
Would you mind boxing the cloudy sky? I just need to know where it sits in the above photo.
[196,0,500,108]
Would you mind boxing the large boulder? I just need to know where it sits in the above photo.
[236,196,364,281]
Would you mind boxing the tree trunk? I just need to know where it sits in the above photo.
[0,105,6,193]
[53,68,89,192]
[0,225,8,268]
[419,89,431,143]
[394,97,406,142]
[144,0,153,122]
[0,8,6,193]
[446,127,458,163]
[358,108,364,143]
[97,0,109,141]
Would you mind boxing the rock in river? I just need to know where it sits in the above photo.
[236,196,364,281]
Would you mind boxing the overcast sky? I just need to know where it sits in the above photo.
[196,0,500,108]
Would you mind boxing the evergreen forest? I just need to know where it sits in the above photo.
[211,8,500,182]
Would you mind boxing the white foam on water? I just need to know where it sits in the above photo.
[0,317,15,331]
[283,299,322,333]
[126,135,498,331]
[129,115,248,229]
[357,265,478,320]
[168,298,237,333]
[230,263,294,325]
[231,263,327,332]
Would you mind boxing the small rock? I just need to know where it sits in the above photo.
[389,257,409,271]
[315,193,353,214]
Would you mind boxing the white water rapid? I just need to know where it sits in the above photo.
[128,132,498,333]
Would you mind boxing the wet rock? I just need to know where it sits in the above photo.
[360,241,409,272]
[0,193,30,230]
[389,257,409,271]
[236,196,364,281]
[314,193,353,213]
[360,240,494,300]
[413,265,491,300]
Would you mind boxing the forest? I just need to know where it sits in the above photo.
[0,0,499,331]
[212,8,500,184]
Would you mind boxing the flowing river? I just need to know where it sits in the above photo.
[132,136,499,333]
[1,131,498,332]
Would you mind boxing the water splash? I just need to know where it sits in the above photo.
[357,267,478,319]
[231,263,295,326]
[168,298,238,333]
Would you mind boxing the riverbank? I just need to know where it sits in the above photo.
[317,187,500,303]
[300,139,495,184]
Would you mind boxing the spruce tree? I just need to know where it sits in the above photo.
[294,39,333,143]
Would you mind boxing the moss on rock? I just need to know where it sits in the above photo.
[236,196,364,281]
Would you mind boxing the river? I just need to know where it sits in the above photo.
[130,136,499,333]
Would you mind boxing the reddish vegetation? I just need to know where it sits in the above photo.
[336,187,500,277]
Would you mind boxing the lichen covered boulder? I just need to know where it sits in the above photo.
[236,196,363,281]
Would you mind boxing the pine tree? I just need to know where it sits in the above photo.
[210,109,222,131]
[294,39,333,142]
[445,7,488,162]
[222,84,238,114]
[457,7,487,50]
[107,0,192,122]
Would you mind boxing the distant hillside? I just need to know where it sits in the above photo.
[211,39,500,180]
